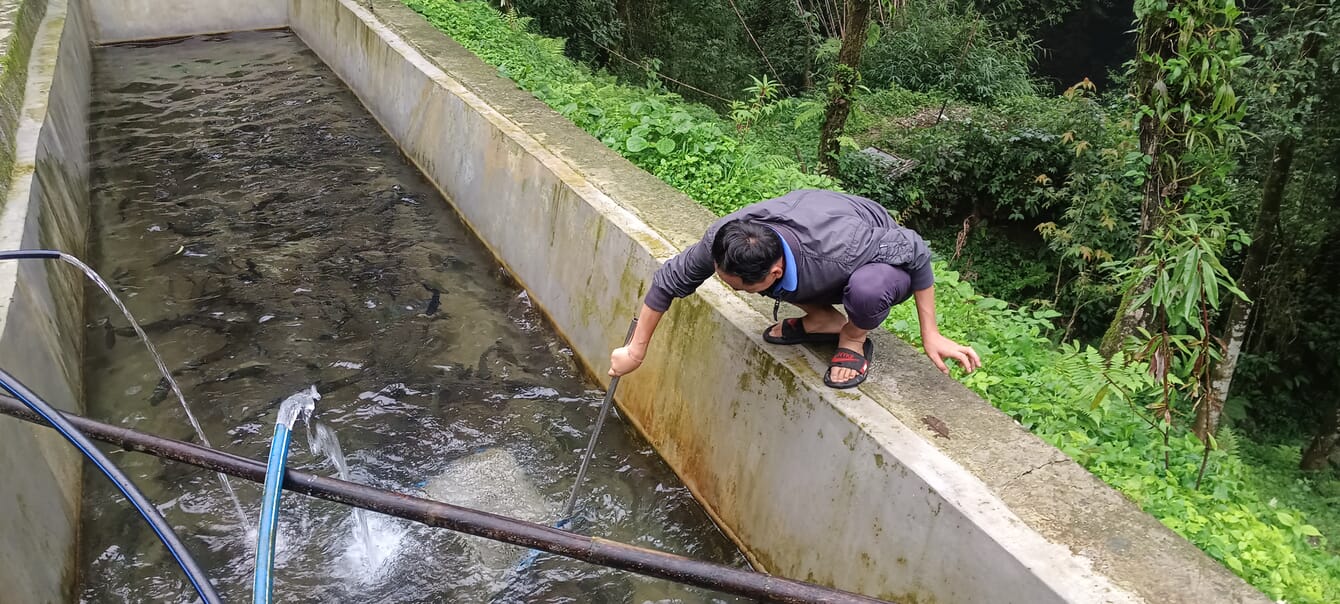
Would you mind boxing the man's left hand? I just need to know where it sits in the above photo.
[923,333,981,375]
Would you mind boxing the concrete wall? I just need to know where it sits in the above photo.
[85,0,285,44]
[0,0,92,601]
[290,2,1269,603]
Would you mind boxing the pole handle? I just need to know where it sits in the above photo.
[564,316,639,518]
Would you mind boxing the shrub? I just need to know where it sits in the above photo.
[887,265,1340,603]
[403,0,834,216]
[858,2,1039,104]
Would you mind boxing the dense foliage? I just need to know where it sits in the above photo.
[404,0,832,215]
[887,266,1340,602]
[856,2,1040,103]
[403,0,1340,600]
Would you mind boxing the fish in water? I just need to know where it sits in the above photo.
[240,259,263,283]
[217,361,270,383]
[423,283,442,316]
[148,376,170,406]
[96,317,116,349]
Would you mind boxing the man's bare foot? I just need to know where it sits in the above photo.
[828,333,868,383]
[767,307,846,339]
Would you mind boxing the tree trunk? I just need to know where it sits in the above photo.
[1195,28,1322,441]
[1194,138,1295,440]
[1302,404,1340,471]
[1299,139,1340,469]
[1098,4,1180,357]
[1099,275,1156,357]
[817,0,871,175]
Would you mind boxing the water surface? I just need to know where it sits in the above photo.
[77,29,748,603]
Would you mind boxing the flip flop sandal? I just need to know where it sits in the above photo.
[823,338,875,389]
[762,317,842,345]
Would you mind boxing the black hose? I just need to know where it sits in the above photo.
[0,249,61,260]
[1,249,221,600]
[0,368,222,602]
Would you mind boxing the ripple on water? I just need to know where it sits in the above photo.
[77,29,751,604]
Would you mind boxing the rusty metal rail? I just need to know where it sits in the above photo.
[0,394,895,603]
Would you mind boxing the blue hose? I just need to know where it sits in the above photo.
[253,419,295,603]
[0,368,222,603]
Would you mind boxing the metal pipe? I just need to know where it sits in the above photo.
[0,394,895,603]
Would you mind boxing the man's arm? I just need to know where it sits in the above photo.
[646,237,716,312]
[610,303,664,376]
[616,228,718,377]
[913,286,982,375]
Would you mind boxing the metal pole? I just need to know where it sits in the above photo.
[0,394,895,604]
[564,316,638,518]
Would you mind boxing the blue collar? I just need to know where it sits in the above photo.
[769,227,797,293]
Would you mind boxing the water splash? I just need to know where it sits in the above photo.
[307,419,376,566]
[278,385,320,428]
[56,252,252,533]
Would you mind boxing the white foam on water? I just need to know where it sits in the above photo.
[513,387,560,400]
[422,448,556,584]
[307,421,375,565]
[358,390,399,406]
[332,513,409,583]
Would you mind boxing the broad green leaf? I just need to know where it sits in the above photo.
[1181,271,1200,321]
[1090,384,1111,410]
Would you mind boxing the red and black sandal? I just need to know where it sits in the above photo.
[823,338,875,389]
[762,317,841,345]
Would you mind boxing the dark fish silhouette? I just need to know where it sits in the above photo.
[423,283,441,315]
[97,317,116,349]
[148,377,170,406]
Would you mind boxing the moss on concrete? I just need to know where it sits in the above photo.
[0,0,47,207]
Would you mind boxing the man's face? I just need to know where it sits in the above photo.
[715,261,784,294]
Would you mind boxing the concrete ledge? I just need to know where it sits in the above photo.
[86,0,286,43]
[290,1,1269,602]
[0,0,92,601]
[0,0,47,202]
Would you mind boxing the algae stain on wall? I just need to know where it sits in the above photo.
[0,0,50,207]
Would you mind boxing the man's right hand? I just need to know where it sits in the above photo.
[609,346,644,377]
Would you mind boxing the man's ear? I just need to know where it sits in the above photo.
[771,260,785,278]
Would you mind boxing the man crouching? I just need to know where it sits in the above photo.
[609,189,980,388]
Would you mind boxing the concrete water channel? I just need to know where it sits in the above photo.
[0,0,1275,602]
[75,28,752,602]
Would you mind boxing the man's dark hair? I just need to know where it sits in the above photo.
[711,220,783,284]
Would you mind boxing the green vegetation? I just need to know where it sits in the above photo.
[404,0,832,215]
[886,266,1340,602]
[402,0,1340,601]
